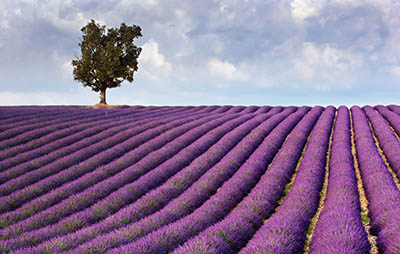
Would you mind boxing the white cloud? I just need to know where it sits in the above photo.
[0,88,97,106]
[138,39,172,80]
[370,1,400,63]
[301,0,400,65]
[52,50,73,80]
[391,66,400,79]
[2,0,400,106]
[213,42,224,55]
[0,5,9,49]
[14,8,22,16]
[173,9,193,40]
[207,58,249,82]
[292,42,363,88]
[0,9,9,30]
[208,58,236,80]
[290,0,327,23]
[33,1,88,32]
[118,0,157,10]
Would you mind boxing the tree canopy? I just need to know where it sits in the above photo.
[72,19,142,105]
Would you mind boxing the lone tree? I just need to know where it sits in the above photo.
[72,19,142,105]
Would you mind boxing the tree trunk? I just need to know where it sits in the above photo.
[99,88,107,104]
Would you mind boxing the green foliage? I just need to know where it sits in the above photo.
[361,208,371,224]
[56,241,70,251]
[0,246,10,253]
[21,209,33,217]
[283,182,293,195]
[72,19,142,104]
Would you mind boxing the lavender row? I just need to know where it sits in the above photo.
[0,108,210,201]
[237,106,335,254]
[0,105,227,126]
[223,106,243,113]
[0,111,218,215]
[0,106,125,130]
[212,106,232,113]
[222,106,270,114]
[225,105,260,113]
[0,106,117,131]
[0,105,202,152]
[309,106,369,253]
[2,111,259,249]
[0,107,82,127]
[0,106,203,177]
[0,119,140,173]
[0,111,225,228]
[172,106,321,254]
[0,109,156,170]
[0,107,134,151]
[352,106,400,253]
[0,113,238,239]
[49,107,292,254]
[387,105,400,116]
[5,107,284,252]
[364,106,400,178]
[0,106,194,161]
[0,106,168,126]
[110,106,316,254]
[1,105,221,172]
[0,111,113,162]
[105,106,312,254]
[226,106,271,114]
[240,106,258,113]
[0,106,167,135]
[69,106,302,254]
[0,107,176,184]
[0,107,123,145]
[374,105,400,139]
[0,108,76,131]
[0,106,54,121]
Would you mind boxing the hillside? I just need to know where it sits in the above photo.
[0,105,399,254]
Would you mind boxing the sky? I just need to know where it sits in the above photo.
[1,0,400,106]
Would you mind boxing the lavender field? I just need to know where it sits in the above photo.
[0,105,400,254]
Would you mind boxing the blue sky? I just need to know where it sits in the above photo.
[0,0,400,106]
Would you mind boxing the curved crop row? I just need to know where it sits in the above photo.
[0,106,56,121]
[253,106,272,113]
[0,106,118,132]
[309,106,369,253]
[374,105,400,139]
[240,105,259,113]
[364,106,400,178]
[1,105,400,253]
[237,106,335,254]
[173,106,322,254]
[0,106,124,123]
[0,110,220,219]
[0,110,264,250]
[0,106,197,163]
[352,106,400,253]
[212,106,232,113]
[0,112,233,236]
[387,105,400,116]
[224,106,244,113]
[0,106,202,180]
[0,107,85,130]
[13,106,287,253]
[0,106,206,151]
[107,106,315,254]
[0,107,124,147]
[0,109,214,207]
[60,107,294,254]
